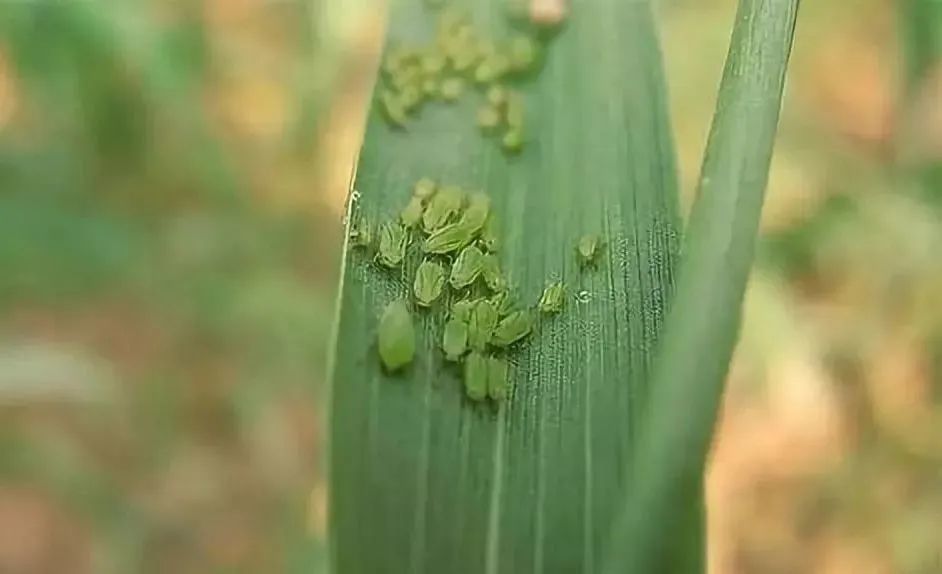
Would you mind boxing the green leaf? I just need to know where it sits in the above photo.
[327,0,686,571]
[602,0,800,572]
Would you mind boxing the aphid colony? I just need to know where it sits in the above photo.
[378,7,557,155]
[353,178,570,403]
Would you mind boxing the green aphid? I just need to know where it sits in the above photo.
[502,129,525,154]
[422,185,464,233]
[349,215,373,249]
[538,281,565,314]
[378,300,415,372]
[508,35,541,73]
[383,47,419,77]
[459,192,491,232]
[488,290,514,317]
[491,310,534,347]
[468,299,498,350]
[477,105,502,133]
[442,318,469,362]
[390,66,422,92]
[376,221,408,268]
[451,298,477,322]
[420,51,448,75]
[486,355,509,401]
[421,77,441,99]
[506,93,525,128]
[480,217,500,252]
[400,196,424,228]
[413,178,437,201]
[450,245,487,289]
[481,254,507,292]
[380,91,408,127]
[423,222,476,254]
[450,49,480,74]
[486,85,509,109]
[473,54,510,85]
[577,234,602,267]
[399,84,424,112]
[463,351,488,401]
[413,259,446,307]
[440,77,465,101]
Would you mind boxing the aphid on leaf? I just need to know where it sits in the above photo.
[413,259,446,307]
[481,254,507,292]
[477,105,502,133]
[506,94,525,128]
[450,245,487,289]
[378,300,415,372]
[451,298,477,322]
[376,221,408,268]
[442,318,469,362]
[474,54,510,85]
[486,85,508,109]
[577,234,602,267]
[488,290,514,317]
[480,217,499,252]
[422,77,441,99]
[422,185,465,233]
[502,129,525,154]
[487,356,509,401]
[463,351,488,401]
[458,192,491,232]
[538,281,565,314]
[349,215,373,249]
[383,47,419,77]
[420,51,447,75]
[413,178,437,201]
[441,77,465,102]
[423,222,475,254]
[399,84,424,112]
[400,196,424,228]
[508,35,541,73]
[380,91,408,128]
[491,310,534,347]
[468,299,498,350]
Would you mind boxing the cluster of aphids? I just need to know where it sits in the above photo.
[377,5,559,155]
[349,179,601,403]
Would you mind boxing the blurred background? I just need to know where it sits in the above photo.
[0,0,938,573]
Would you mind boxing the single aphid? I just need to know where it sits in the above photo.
[420,51,447,75]
[538,281,565,314]
[380,91,408,128]
[413,259,446,307]
[468,299,498,350]
[440,77,466,101]
[480,217,500,252]
[350,215,373,249]
[448,48,479,74]
[477,105,502,133]
[486,85,509,109]
[506,94,525,128]
[508,35,541,73]
[422,185,465,233]
[491,310,534,347]
[451,298,477,322]
[399,84,424,112]
[463,351,488,401]
[473,54,510,85]
[422,77,441,99]
[442,318,469,362]
[458,192,491,232]
[400,196,424,228]
[376,221,408,268]
[488,290,515,317]
[413,178,437,201]
[487,355,509,401]
[391,66,422,92]
[577,234,602,267]
[383,47,419,77]
[450,245,487,289]
[481,254,507,292]
[423,222,476,254]
[378,300,415,372]
[502,129,525,154]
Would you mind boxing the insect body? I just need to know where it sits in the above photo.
[458,192,491,232]
[413,260,446,307]
[401,196,424,228]
[442,318,469,361]
[487,356,509,401]
[491,310,533,347]
[378,300,415,371]
[468,299,498,350]
[451,298,477,322]
[481,254,507,292]
[450,245,487,289]
[423,222,476,255]
[413,178,437,200]
[577,234,602,267]
[538,281,565,314]
[463,351,488,401]
[377,222,408,268]
[422,185,465,233]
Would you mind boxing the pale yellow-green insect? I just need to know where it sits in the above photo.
[538,281,565,314]
[413,259,446,307]
[458,192,491,233]
[463,351,488,401]
[477,105,502,133]
[400,196,424,228]
[487,355,509,401]
[502,129,525,154]
[422,185,465,233]
[380,91,408,128]
[440,77,466,102]
[577,234,602,267]
[468,299,498,350]
[378,300,415,372]
[413,178,437,201]
[376,221,408,268]
[442,318,469,362]
[423,222,476,255]
[491,310,533,347]
[481,254,507,293]
[450,245,487,289]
